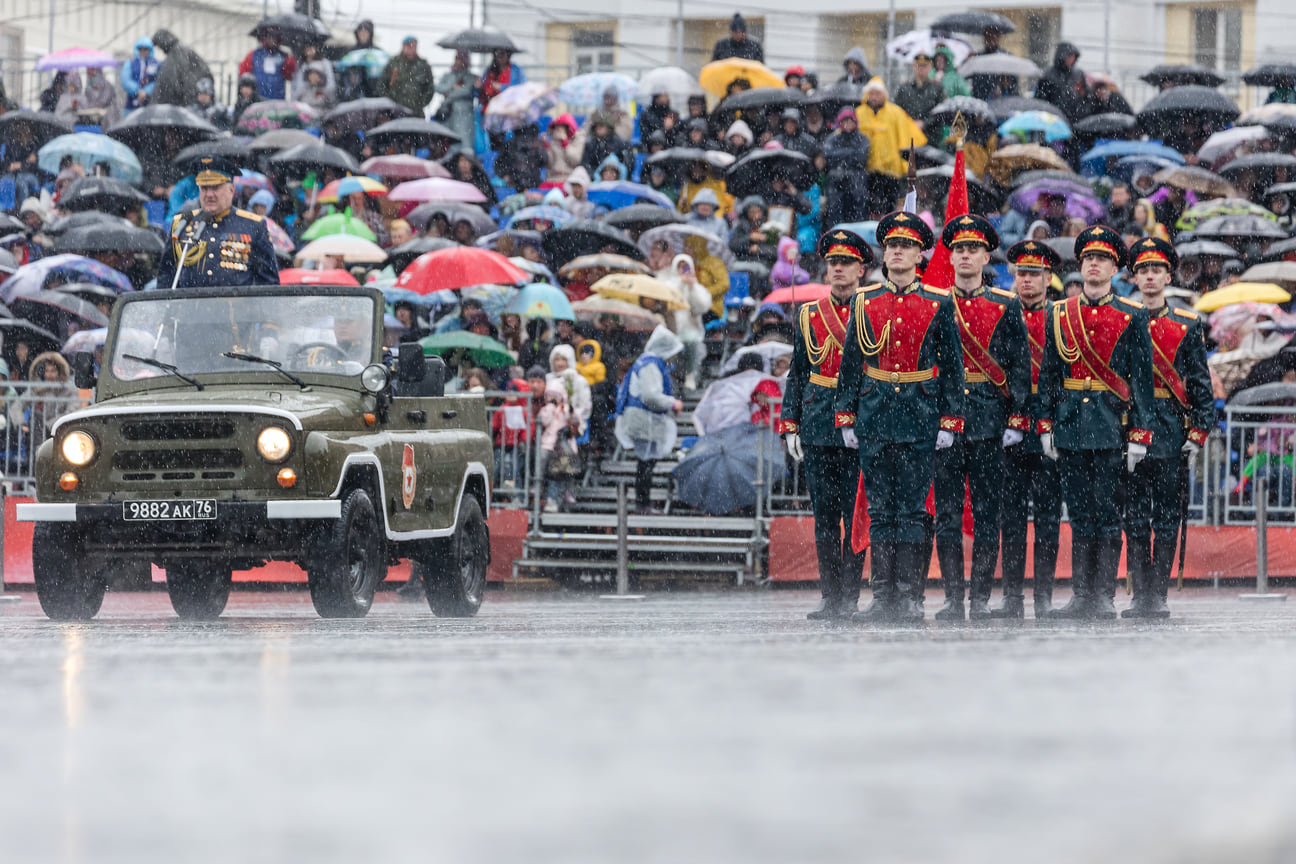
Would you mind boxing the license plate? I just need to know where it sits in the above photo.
[122,499,217,521]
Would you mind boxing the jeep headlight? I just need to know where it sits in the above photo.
[61,431,96,466]
[361,363,389,394]
[256,426,292,463]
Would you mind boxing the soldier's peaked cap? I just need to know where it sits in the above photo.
[940,213,999,251]
[191,155,239,187]
[1006,239,1061,271]
[1074,224,1128,268]
[817,227,874,265]
[1128,236,1178,273]
[877,210,935,251]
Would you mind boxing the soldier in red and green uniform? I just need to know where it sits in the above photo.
[997,240,1064,619]
[1122,237,1213,619]
[1038,225,1155,620]
[932,215,1032,621]
[779,229,874,620]
[833,212,964,623]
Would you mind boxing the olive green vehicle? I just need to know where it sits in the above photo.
[18,286,493,621]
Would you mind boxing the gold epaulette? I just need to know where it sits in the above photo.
[990,287,1014,298]
[1117,296,1143,309]
[925,286,950,297]
[1172,307,1199,320]
[235,208,264,222]
[856,282,884,294]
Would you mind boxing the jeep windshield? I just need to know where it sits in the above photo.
[109,294,377,382]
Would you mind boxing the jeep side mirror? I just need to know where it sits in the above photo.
[396,342,426,383]
[424,356,446,398]
[72,351,97,390]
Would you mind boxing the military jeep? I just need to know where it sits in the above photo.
[18,285,494,621]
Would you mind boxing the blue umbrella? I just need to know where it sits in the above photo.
[382,284,457,307]
[1080,141,1185,176]
[505,205,574,229]
[830,221,879,246]
[558,72,637,110]
[38,133,142,185]
[587,181,674,210]
[1111,154,1183,182]
[998,110,1071,143]
[2,254,132,304]
[673,423,780,515]
[336,48,391,79]
[505,282,574,320]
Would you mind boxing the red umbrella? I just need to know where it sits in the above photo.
[394,247,527,295]
[763,283,831,304]
[359,154,450,180]
[388,177,488,203]
[279,268,361,286]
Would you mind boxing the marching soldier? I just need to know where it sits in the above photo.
[157,155,279,290]
[1038,225,1155,620]
[932,216,1031,621]
[996,240,1064,619]
[834,212,964,623]
[779,229,874,620]
[1122,237,1212,618]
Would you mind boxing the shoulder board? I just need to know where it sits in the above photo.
[856,282,883,294]
[234,208,264,222]
[990,287,1014,299]
[1117,296,1143,309]
[925,286,950,297]
[1172,307,1199,321]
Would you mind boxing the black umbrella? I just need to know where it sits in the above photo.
[0,248,17,276]
[930,11,1015,34]
[387,236,459,272]
[912,145,954,168]
[0,318,62,359]
[1218,152,1296,178]
[645,147,712,172]
[959,53,1041,79]
[1137,85,1240,132]
[11,291,109,333]
[542,220,642,268]
[42,211,127,237]
[1175,240,1241,258]
[1041,237,1078,264]
[1244,64,1296,89]
[0,213,26,235]
[1262,237,1296,259]
[988,96,1064,122]
[267,141,358,175]
[247,128,319,153]
[806,81,862,113]
[105,104,220,152]
[928,96,995,125]
[1194,213,1289,240]
[58,177,149,215]
[366,117,462,150]
[436,26,522,53]
[0,110,73,150]
[55,222,165,255]
[600,203,684,232]
[405,202,496,235]
[1141,64,1226,88]
[54,281,122,304]
[716,87,805,114]
[1072,112,1139,136]
[319,97,410,134]
[250,13,331,49]
[173,137,255,168]
[1011,168,1086,189]
[724,148,815,199]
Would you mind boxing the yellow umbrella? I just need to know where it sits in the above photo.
[559,253,650,277]
[1195,282,1291,312]
[591,273,687,310]
[987,143,1072,185]
[698,58,784,97]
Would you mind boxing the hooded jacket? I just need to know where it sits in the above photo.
[293,61,337,110]
[121,36,159,110]
[151,29,213,106]
[616,324,683,460]
[855,79,927,178]
[838,46,871,84]
[1034,41,1090,122]
[711,14,764,62]
[774,112,820,158]
[576,339,607,385]
[770,236,809,291]
[933,45,971,99]
[544,113,583,185]
[379,49,436,115]
[685,188,727,240]
[725,119,754,157]
[729,194,777,263]
[596,153,628,182]
[547,343,592,433]
[579,120,632,175]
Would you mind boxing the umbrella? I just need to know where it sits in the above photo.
[805,81,864,114]
[503,205,574,230]
[637,67,704,110]
[645,147,713,174]
[1242,262,1296,283]
[1153,165,1236,198]
[1177,198,1277,230]
[436,26,522,53]
[409,202,498,235]
[1080,140,1185,175]
[571,296,663,331]
[959,54,1041,79]
[388,177,487,204]
[360,154,449,180]
[461,284,516,320]
[698,58,784,97]
[505,282,574,320]
[35,47,116,71]
[558,254,650,278]
[299,212,376,242]
[1193,214,1289,240]
[1229,381,1296,407]
[600,203,684,232]
[724,148,815,199]
[419,331,514,368]
[716,87,805,115]
[1009,177,1103,212]
[295,234,388,264]
[558,72,637,109]
[247,128,319,153]
[0,111,73,151]
[721,341,794,375]
[265,218,294,257]
[49,282,123,306]
[1198,126,1271,165]
[763,283,831,304]
[637,223,734,264]
[268,141,359,176]
[41,210,126,237]
[0,254,131,303]
[543,220,643,267]
[929,11,1016,34]
[1141,64,1226,88]
[987,143,1070,184]
[886,30,971,65]
[55,221,164,254]
[508,257,557,285]
[1244,64,1296,89]
[105,104,219,152]
[998,110,1070,142]
[1195,282,1291,313]
[928,96,996,126]
[0,248,16,276]
[279,268,360,286]
[173,137,255,168]
[363,117,462,151]
[388,236,458,272]
[1111,153,1182,182]
[61,327,108,356]
[39,132,142,185]
[1175,240,1240,258]
[316,175,387,204]
[319,97,409,134]
[1072,112,1139,137]
[249,13,330,49]
[1040,237,1078,264]
[0,319,62,357]
[1138,85,1240,135]
[587,181,674,210]
[591,273,686,310]
[483,83,557,134]
[235,100,319,136]
[988,96,1063,122]
[10,291,109,333]
[1217,152,1296,179]
[233,169,272,195]
[395,247,527,295]
[336,48,392,79]
[673,422,779,514]
[57,176,148,215]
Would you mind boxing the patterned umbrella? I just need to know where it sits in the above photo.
[587,181,674,210]
[38,133,142,185]
[319,97,409,134]
[463,284,517,320]
[505,282,574,320]
[504,205,573,229]
[636,66,704,111]
[336,48,391,79]
[360,154,449,180]
[637,224,735,263]
[1,254,131,304]
[1009,181,1105,223]
[483,83,557,134]
[265,218,294,256]
[1177,198,1279,231]
[317,175,387,204]
[233,169,272,194]
[234,100,320,136]
[35,47,116,71]
[998,110,1071,143]
[300,212,376,242]
[885,30,971,65]
[558,72,637,110]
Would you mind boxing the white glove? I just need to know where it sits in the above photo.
[1182,440,1201,460]
[841,427,859,449]
[1127,442,1147,473]
[936,430,954,450]
[1040,432,1059,461]
[1002,429,1024,448]
[785,432,804,462]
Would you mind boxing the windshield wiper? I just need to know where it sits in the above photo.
[122,354,204,390]
[222,352,308,389]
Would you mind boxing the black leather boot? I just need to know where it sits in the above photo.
[996,526,1027,619]
[968,538,997,620]
[1121,534,1155,619]
[808,544,842,620]
[1033,539,1058,618]
[1088,536,1120,620]
[853,543,893,623]
[807,597,840,620]
[837,547,866,619]
[1050,537,1092,619]
[1140,535,1174,619]
[994,596,1025,619]
[933,542,965,622]
[890,543,925,623]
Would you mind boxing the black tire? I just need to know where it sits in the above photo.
[306,487,385,618]
[166,561,232,620]
[32,523,105,621]
[419,495,488,618]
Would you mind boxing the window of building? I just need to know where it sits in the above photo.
[572,29,615,76]
[1193,7,1242,72]
[0,26,21,107]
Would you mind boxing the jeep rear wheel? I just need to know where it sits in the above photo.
[32,523,106,621]
[419,495,487,618]
[166,561,232,620]
[307,487,384,618]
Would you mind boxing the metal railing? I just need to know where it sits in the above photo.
[1221,404,1296,526]
[0,381,89,494]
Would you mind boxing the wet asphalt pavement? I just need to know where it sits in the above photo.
[1,587,1295,864]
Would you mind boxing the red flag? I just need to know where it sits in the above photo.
[921,146,967,290]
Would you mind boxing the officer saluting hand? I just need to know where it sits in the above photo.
[157,155,279,290]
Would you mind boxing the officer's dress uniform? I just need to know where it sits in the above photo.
[932,217,1031,620]
[156,206,280,289]
[1122,238,1213,619]
[834,212,964,620]
[998,240,1064,618]
[1039,227,1155,619]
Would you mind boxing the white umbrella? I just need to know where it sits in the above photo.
[721,341,793,375]
[886,30,971,66]
[1199,126,1272,166]
[296,234,388,263]
[637,66,705,111]
[959,53,1042,79]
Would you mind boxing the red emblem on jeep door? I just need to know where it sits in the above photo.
[401,444,416,509]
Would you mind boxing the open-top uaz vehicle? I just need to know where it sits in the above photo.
[18,285,493,620]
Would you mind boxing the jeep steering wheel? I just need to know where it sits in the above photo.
[294,342,352,367]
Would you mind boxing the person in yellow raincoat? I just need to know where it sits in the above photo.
[683,234,730,316]
[676,159,734,217]
[855,77,927,217]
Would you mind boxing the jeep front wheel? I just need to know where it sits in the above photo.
[307,487,384,618]
[166,561,232,620]
[418,495,487,618]
[32,523,106,621]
